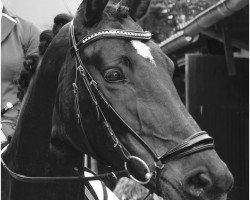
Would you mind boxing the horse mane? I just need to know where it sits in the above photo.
[38,30,54,56]
[16,13,73,102]
[53,13,73,35]
[106,4,129,19]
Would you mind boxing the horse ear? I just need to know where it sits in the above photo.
[75,0,109,27]
[122,0,151,21]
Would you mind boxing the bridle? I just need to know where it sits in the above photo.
[68,21,214,185]
[1,21,214,193]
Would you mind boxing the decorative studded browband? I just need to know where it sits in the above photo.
[71,29,152,55]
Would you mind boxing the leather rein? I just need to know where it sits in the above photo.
[1,21,214,188]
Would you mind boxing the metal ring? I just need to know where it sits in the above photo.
[124,156,152,185]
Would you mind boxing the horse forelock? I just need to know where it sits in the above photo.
[74,3,143,40]
[105,4,129,20]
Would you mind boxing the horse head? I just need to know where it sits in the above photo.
[2,1,233,200]
[51,0,233,199]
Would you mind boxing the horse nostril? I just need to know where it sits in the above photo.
[183,171,212,197]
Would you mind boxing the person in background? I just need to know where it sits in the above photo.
[1,3,40,142]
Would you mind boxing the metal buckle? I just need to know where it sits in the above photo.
[124,156,152,185]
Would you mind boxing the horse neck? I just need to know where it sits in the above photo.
[3,25,72,171]
[1,26,87,200]
[2,91,86,200]
[49,105,84,174]
[3,71,56,176]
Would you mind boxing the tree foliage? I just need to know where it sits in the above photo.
[139,0,220,43]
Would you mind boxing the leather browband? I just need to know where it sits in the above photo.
[71,29,152,56]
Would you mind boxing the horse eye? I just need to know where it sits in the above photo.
[104,69,125,83]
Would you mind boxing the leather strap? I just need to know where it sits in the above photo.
[1,146,127,184]
[71,29,151,56]
[160,131,214,162]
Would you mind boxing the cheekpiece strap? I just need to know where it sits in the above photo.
[71,29,152,56]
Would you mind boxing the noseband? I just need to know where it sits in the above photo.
[1,21,214,191]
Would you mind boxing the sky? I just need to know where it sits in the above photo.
[3,0,82,30]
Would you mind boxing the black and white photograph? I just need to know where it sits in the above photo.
[1,0,249,199]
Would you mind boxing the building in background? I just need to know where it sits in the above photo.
[159,1,249,199]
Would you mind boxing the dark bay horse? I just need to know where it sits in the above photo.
[1,0,233,200]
